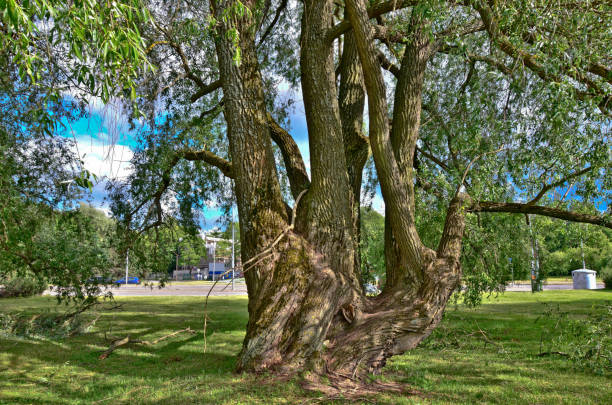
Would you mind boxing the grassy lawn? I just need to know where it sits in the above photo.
[1,291,610,404]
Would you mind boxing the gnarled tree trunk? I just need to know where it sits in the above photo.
[208,0,469,379]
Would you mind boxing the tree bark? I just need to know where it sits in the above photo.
[338,31,369,284]
[213,0,470,379]
[212,0,359,374]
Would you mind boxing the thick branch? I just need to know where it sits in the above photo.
[182,148,234,178]
[373,24,407,43]
[587,62,612,85]
[466,52,513,75]
[266,113,310,199]
[346,0,427,276]
[327,0,418,42]
[377,51,400,77]
[190,79,222,103]
[468,202,612,228]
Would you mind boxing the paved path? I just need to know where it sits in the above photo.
[46,281,248,297]
[505,283,604,291]
[110,283,248,296]
[45,282,604,297]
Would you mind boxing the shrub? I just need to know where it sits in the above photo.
[602,268,612,290]
[0,276,47,298]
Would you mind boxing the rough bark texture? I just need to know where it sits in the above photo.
[210,0,469,378]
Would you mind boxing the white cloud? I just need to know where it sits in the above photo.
[73,134,134,180]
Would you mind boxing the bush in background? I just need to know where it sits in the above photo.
[0,276,47,298]
[602,268,612,290]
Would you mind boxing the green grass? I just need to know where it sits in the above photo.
[1,291,611,404]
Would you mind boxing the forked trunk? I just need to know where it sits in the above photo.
[210,0,469,380]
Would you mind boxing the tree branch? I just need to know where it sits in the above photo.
[346,0,427,274]
[373,24,407,43]
[415,146,450,172]
[99,327,196,360]
[468,201,612,228]
[470,0,610,111]
[182,148,233,178]
[457,146,506,195]
[127,148,233,229]
[257,0,288,47]
[527,166,593,206]
[434,19,484,44]
[377,50,400,77]
[327,0,419,42]
[190,79,222,103]
[266,113,311,199]
[149,17,222,104]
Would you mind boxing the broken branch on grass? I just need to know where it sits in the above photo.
[537,351,569,357]
[98,327,195,360]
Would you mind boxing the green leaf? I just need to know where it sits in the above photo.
[72,41,83,59]
[7,0,19,27]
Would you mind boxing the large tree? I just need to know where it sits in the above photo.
[110,0,611,378]
[8,0,609,380]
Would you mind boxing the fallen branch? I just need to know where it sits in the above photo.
[99,327,195,360]
[68,314,101,337]
[99,336,131,360]
[537,351,569,357]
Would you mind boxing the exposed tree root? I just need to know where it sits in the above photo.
[299,371,426,403]
[99,327,196,360]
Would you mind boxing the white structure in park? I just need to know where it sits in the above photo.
[571,235,598,290]
[200,227,237,288]
[571,269,597,290]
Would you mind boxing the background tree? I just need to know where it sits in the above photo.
[0,0,153,300]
